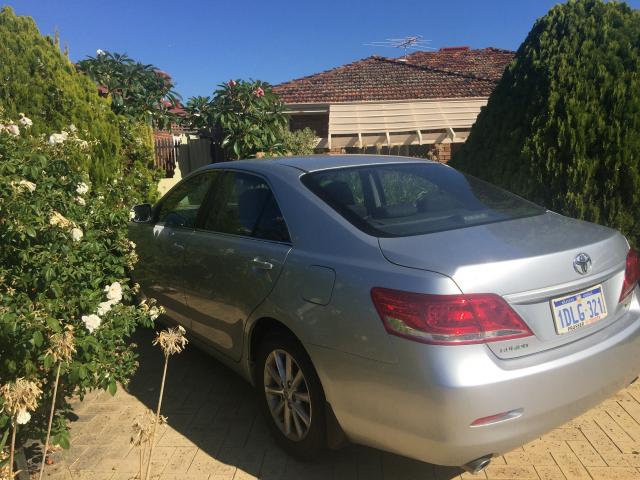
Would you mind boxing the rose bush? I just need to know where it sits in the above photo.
[0,110,159,450]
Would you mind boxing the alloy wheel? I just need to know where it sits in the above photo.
[263,348,312,441]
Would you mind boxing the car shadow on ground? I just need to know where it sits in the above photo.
[121,325,464,480]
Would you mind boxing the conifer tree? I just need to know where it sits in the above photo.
[0,6,122,183]
[452,0,640,246]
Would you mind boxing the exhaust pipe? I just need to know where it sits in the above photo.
[462,455,492,474]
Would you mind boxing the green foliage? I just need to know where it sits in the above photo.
[185,95,213,131]
[77,51,181,130]
[451,0,640,246]
[0,6,121,184]
[118,118,160,203]
[0,113,158,446]
[279,127,318,156]
[186,80,288,159]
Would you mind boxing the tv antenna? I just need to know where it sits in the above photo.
[364,35,434,59]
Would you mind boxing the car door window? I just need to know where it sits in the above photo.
[156,173,215,228]
[202,171,290,242]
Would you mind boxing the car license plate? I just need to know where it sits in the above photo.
[551,284,607,335]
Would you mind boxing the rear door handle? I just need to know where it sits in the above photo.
[251,257,273,270]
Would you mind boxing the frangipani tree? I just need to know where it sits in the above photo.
[77,51,182,130]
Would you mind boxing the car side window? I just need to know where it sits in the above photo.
[201,171,290,242]
[156,173,215,228]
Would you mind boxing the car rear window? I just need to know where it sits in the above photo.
[301,162,545,237]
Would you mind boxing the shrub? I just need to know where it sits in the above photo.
[280,127,318,156]
[451,0,640,246]
[0,7,122,184]
[118,118,160,203]
[186,80,288,159]
[0,112,158,449]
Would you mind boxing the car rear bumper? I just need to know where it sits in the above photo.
[309,290,640,467]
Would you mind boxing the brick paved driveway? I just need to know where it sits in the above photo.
[37,328,640,480]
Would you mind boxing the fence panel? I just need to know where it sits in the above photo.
[154,136,178,178]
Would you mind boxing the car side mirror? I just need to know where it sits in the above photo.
[131,203,153,223]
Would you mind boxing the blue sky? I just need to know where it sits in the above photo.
[9,0,640,100]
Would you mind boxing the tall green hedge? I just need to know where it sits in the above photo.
[451,0,640,246]
[0,6,121,183]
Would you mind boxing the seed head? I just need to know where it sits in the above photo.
[0,378,42,418]
[46,325,76,364]
[153,326,187,356]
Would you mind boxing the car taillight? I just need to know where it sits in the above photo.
[371,287,532,345]
[620,248,639,303]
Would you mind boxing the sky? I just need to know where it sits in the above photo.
[9,0,640,100]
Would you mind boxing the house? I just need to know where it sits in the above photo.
[273,46,514,162]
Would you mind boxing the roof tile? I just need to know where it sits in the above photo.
[273,47,514,104]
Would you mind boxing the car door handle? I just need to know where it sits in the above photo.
[251,257,273,270]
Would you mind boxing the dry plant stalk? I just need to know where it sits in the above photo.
[0,449,9,480]
[144,326,187,480]
[0,378,42,479]
[130,411,166,479]
[38,326,76,480]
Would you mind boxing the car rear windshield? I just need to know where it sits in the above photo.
[301,162,545,238]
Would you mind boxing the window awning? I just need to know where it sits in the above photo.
[325,98,487,149]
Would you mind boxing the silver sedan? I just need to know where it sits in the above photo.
[129,155,640,473]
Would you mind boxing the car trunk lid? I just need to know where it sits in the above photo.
[378,212,630,358]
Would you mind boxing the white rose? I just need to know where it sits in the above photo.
[149,306,160,320]
[96,49,105,56]
[11,179,36,193]
[70,227,83,242]
[75,196,86,206]
[48,133,66,145]
[49,211,71,228]
[76,182,89,195]
[97,300,116,316]
[129,240,136,250]
[5,124,19,136]
[19,180,36,192]
[82,314,101,333]
[104,282,123,302]
[15,408,31,425]
[18,114,33,127]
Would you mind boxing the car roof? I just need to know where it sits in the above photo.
[200,154,438,174]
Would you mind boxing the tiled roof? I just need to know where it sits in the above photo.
[273,47,514,104]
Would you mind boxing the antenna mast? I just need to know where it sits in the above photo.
[364,35,434,59]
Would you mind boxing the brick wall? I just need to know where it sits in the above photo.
[435,143,451,163]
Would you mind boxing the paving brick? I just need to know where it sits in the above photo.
[484,464,539,479]
[593,410,637,453]
[534,465,566,480]
[550,451,591,480]
[37,329,640,480]
[567,440,607,467]
[587,466,640,479]
[163,446,198,474]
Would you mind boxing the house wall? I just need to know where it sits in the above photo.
[289,113,329,138]
[286,98,482,164]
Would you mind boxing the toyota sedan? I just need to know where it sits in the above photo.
[129,155,640,473]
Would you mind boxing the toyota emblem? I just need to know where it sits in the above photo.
[573,253,592,275]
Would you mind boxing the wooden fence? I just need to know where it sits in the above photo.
[154,133,215,178]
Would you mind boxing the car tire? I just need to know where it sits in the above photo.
[256,332,326,460]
